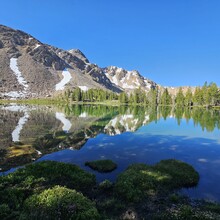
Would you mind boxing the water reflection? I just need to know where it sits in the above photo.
[0,104,220,201]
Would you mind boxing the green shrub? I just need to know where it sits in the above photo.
[0,204,10,219]
[21,186,100,220]
[99,180,113,190]
[203,202,220,214]
[115,163,170,202]
[155,159,199,188]
[85,159,117,173]
[115,160,199,203]
[0,161,96,194]
[0,161,96,218]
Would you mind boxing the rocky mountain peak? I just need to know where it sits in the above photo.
[0,24,157,100]
[103,66,156,92]
[68,49,89,63]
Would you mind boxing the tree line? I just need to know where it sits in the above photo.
[118,82,220,107]
[61,82,220,107]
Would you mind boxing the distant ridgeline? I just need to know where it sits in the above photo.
[61,82,220,107]
[0,24,219,106]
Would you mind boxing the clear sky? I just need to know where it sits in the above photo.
[1,0,220,86]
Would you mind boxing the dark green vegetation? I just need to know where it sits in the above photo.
[115,159,199,202]
[0,161,96,219]
[60,81,220,107]
[22,186,100,220]
[0,159,220,219]
[63,88,118,103]
[85,159,117,173]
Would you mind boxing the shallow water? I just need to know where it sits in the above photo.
[0,104,220,202]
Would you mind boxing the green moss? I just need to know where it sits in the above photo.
[97,197,125,219]
[203,202,220,214]
[85,159,117,173]
[155,159,199,188]
[115,160,199,202]
[21,186,100,220]
[0,161,96,194]
[0,161,96,219]
[152,203,220,220]
[99,180,113,191]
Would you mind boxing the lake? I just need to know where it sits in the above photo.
[0,104,220,202]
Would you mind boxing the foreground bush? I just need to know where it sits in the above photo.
[85,159,117,173]
[21,186,100,220]
[0,160,96,194]
[155,159,199,188]
[0,161,96,219]
[115,159,199,202]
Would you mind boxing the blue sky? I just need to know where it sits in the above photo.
[1,0,220,86]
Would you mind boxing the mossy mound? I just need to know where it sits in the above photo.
[0,161,96,219]
[0,160,96,194]
[21,186,100,220]
[155,159,199,188]
[115,159,199,202]
[153,202,220,220]
[85,159,117,173]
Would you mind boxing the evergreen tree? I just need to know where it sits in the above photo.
[160,88,172,105]
[184,88,193,107]
[175,87,185,107]
[148,88,158,105]
[119,92,128,103]
[208,82,219,106]
[72,88,81,101]
[193,87,203,106]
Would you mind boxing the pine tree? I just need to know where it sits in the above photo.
[160,88,172,105]
[175,87,185,107]
[184,88,193,107]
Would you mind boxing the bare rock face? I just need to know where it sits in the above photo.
[103,66,157,92]
[68,49,89,63]
[0,24,156,99]
[29,45,66,70]
[0,40,4,49]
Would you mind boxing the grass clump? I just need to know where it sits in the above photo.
[21,186,100,220]
[115,160,199,202]
[85,159,117,173]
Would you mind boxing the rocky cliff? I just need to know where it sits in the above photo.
[0,24,157,99]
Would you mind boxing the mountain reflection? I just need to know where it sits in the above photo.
[0,104,220,171]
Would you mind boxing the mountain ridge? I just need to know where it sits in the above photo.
[0,24,198,100]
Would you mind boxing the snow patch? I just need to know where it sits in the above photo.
[78,86,88,92]
[79,112,88,118]
[12,112,29,142]
[1,104,29,112]
[36,150,42,155]
[55,69,72,91]
[10,58,28,90]
[112,75,119,85]
[55,112,72,132]
[2,91,25,99]
[122,83,136,89]
[34,44,41,50]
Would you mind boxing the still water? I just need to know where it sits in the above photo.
[0,104,220,202]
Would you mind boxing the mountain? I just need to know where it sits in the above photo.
[0,24,157,99]
[103,66,157,92]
